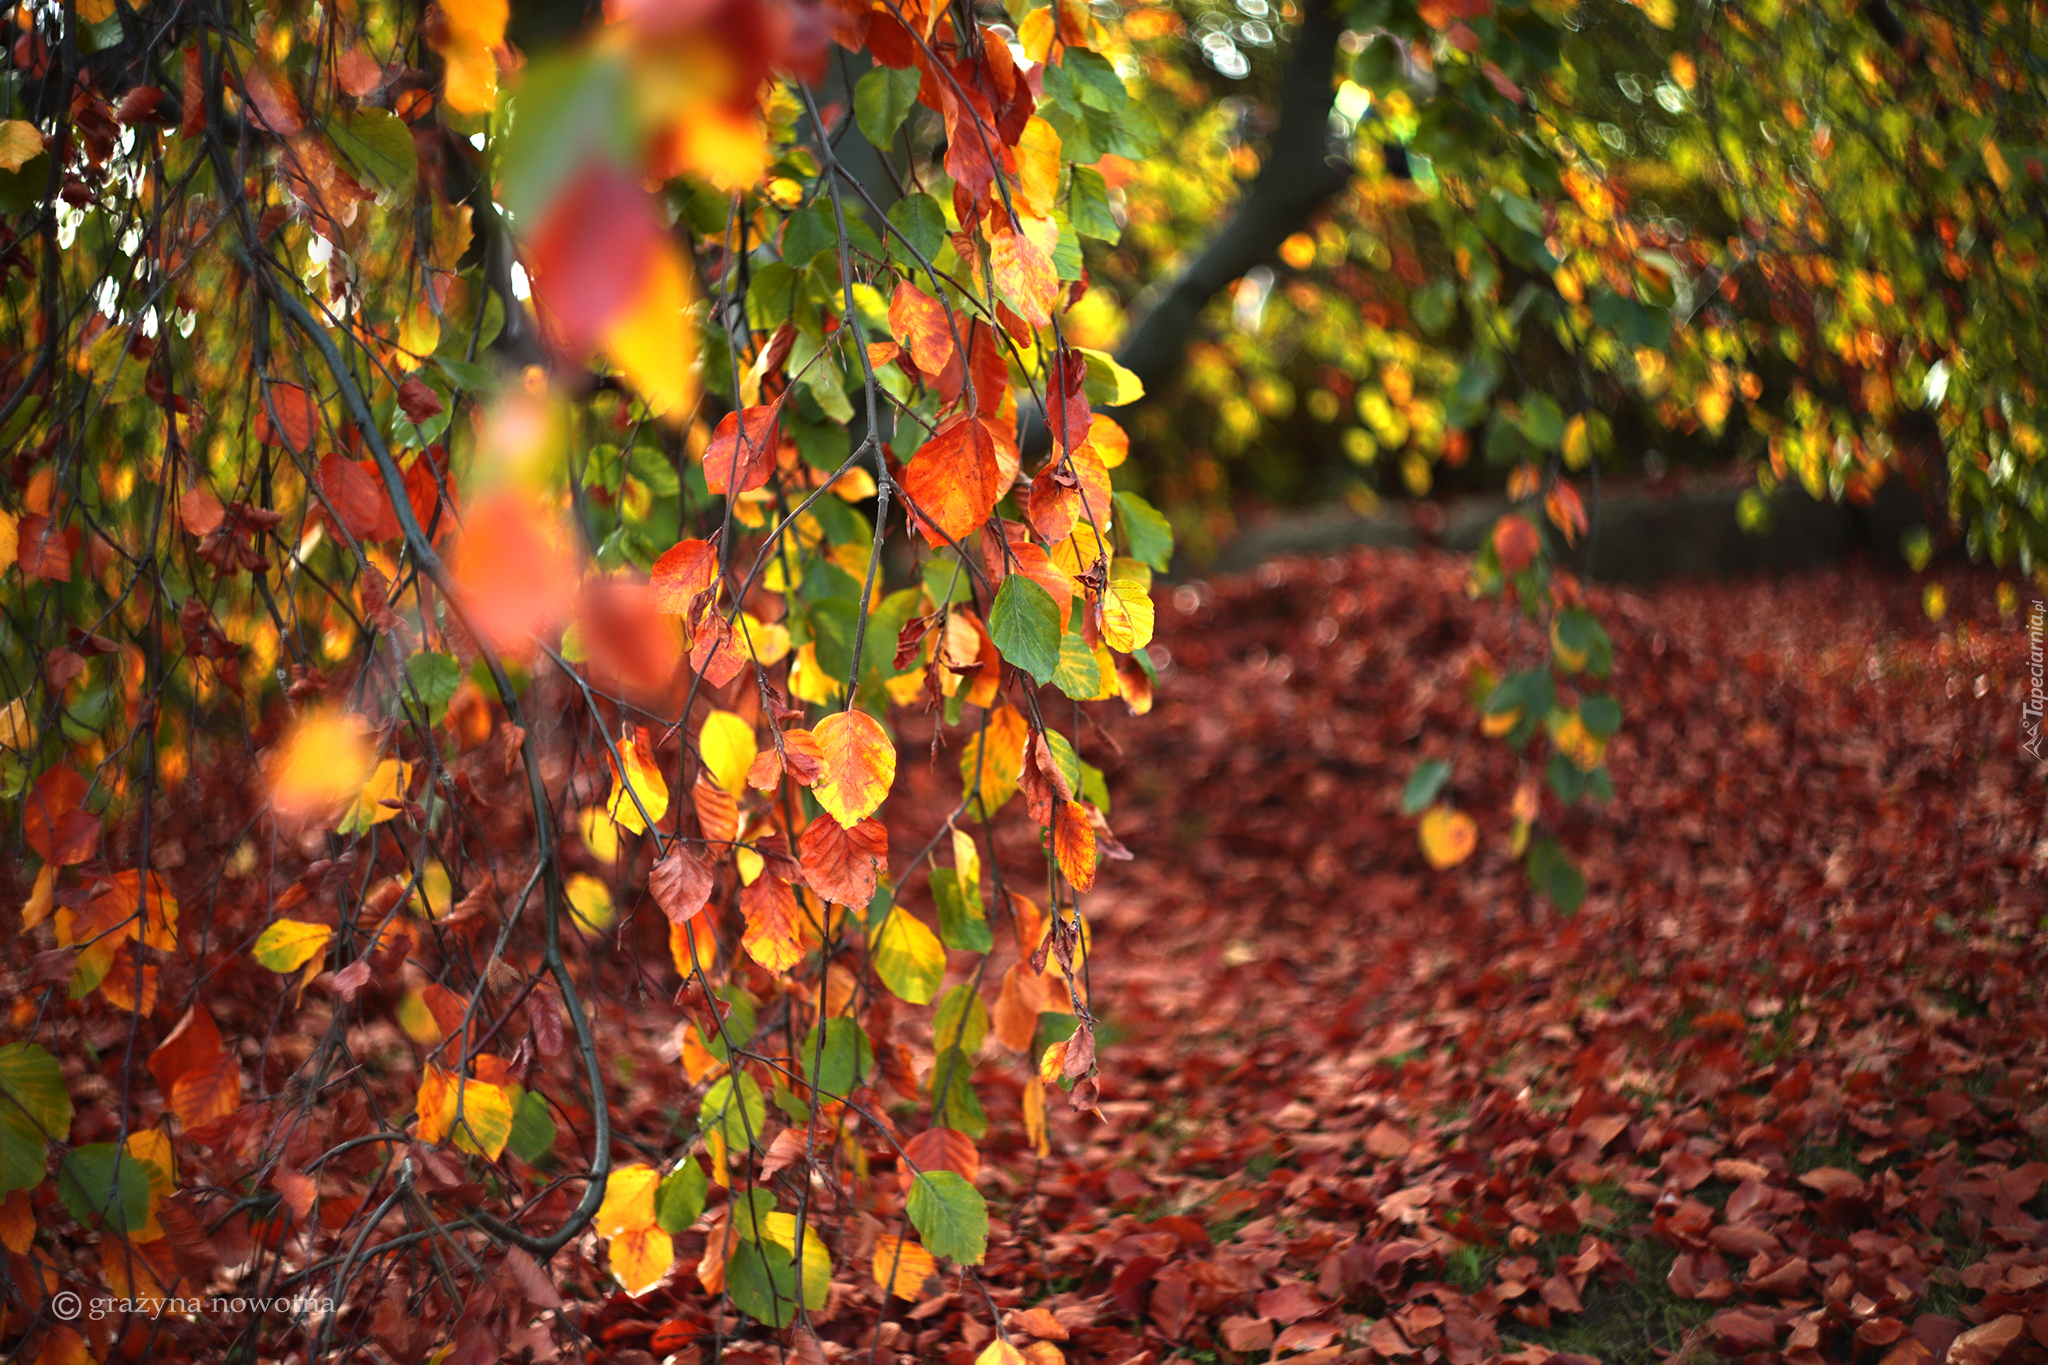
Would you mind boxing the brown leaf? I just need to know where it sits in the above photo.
[650,846,715,925]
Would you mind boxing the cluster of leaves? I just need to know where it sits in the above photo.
[979,546,2041,1365]
[1091,0,2046,557]
[1066,0,2045,896]
[0,0,1199,1354]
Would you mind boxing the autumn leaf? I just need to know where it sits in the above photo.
[798,815,889,908]
[697,710,757,796]
[890,280,957,378]
[650,846,715,925]
[703,406,781,497]
[1052,800,1097,891]
[988,216,1060,329]
[740,875,807,973]
[607,731,670,835]
[651,538,719,615]
[1492,514,1541,574]
[872,1234,937,1299]
[1419,805,1477,870]
[434,0,507,113]
[902,415,1003,548]
[0,120,44,172]
[811,709,896,827]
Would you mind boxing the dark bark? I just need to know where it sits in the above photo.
[1110,0,1353,405]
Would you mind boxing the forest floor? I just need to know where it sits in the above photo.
[813,549,2047,1365]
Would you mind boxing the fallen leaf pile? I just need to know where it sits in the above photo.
[861,550,2046,1365]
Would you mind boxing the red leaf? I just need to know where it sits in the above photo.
[526,165,662,357]
[397,375,444,423]
[702,406,781,497]
[320,454,402,543]
[650,847,715,926]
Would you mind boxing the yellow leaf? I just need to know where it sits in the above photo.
[606,242,697,418]
[251,919,332,973]
[740,876,806,973]
[1419,806,1477,870]
[21,864,53,931]
[595,1163,662,1236]
[435,0,506,112]
[1099,577,1154,654]
[608,734,670,834]
[872,1234,937,1299]
[349,758,411,828]
[736,613,791,666]
[609,1224,675,1295]
[580,806,621,863]
[269,711,374,820]
[789,641,843,705]
[397,302,440,369]
[812,709,895,828]
[1983,139,2013,191]
[871,905,945,1004]
[566,873,615,932]
[412,860,453,919]
[1023,1077,1049,1156]
[698,710,757,796]
[0,120,44,173]
[979,1340,1028,1365]
[414,1066,515,1158]
[762,1211,833,1310]
[1015,118,1063,218]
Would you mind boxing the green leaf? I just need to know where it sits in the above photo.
[746,262,799,333]
[507,1089,557,1163]
[57,1143,152,1233]
[1579,694,1622,737]
[801,1017,874,1099]
[329,108,417,195]
[1113,491,1173,571]
[1050,630,1102,701]
[0,1042,73,1142]
[932,983,990,1055]
[727,1239,800,1327]
[1528,838,1586,914]
[1069,165,1120,241]
[406,650,462,725]
[0,1108,46,1194]
[930,1047,988,1139]
[855,65,922,151]
[701,1072,767,1152]
[1412,279,1457,335]
[1517,395,1566,450]
[1400,759,1452,816]
[906,1170,988,1265]
[930,867,992,953]
[496,49,633,223]
[888,193,948,265]
[988,575,1061,685]
[656,1159,708,1234]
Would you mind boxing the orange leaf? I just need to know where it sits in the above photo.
[691,770,739,845]
[992,962,1050,1052]
[24,765,98,865]
[1492,514,1540,574]
[1014,118,1064,218]
[900,1127,979,1187]
[889,280,957,378]
[527,166,661,357]
[1419,805,1477,869]
[989,217,1059,330]
[1052,799,1097,891]
[651,538,720,615]
[740,874,807,972]
[319,455,402,543]
[448,490,580,659]
[811,710,896,827]
[797,815,889,908]
[902,414,1003,548]
[872,1234,937,1299]
[260,382,320,450]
